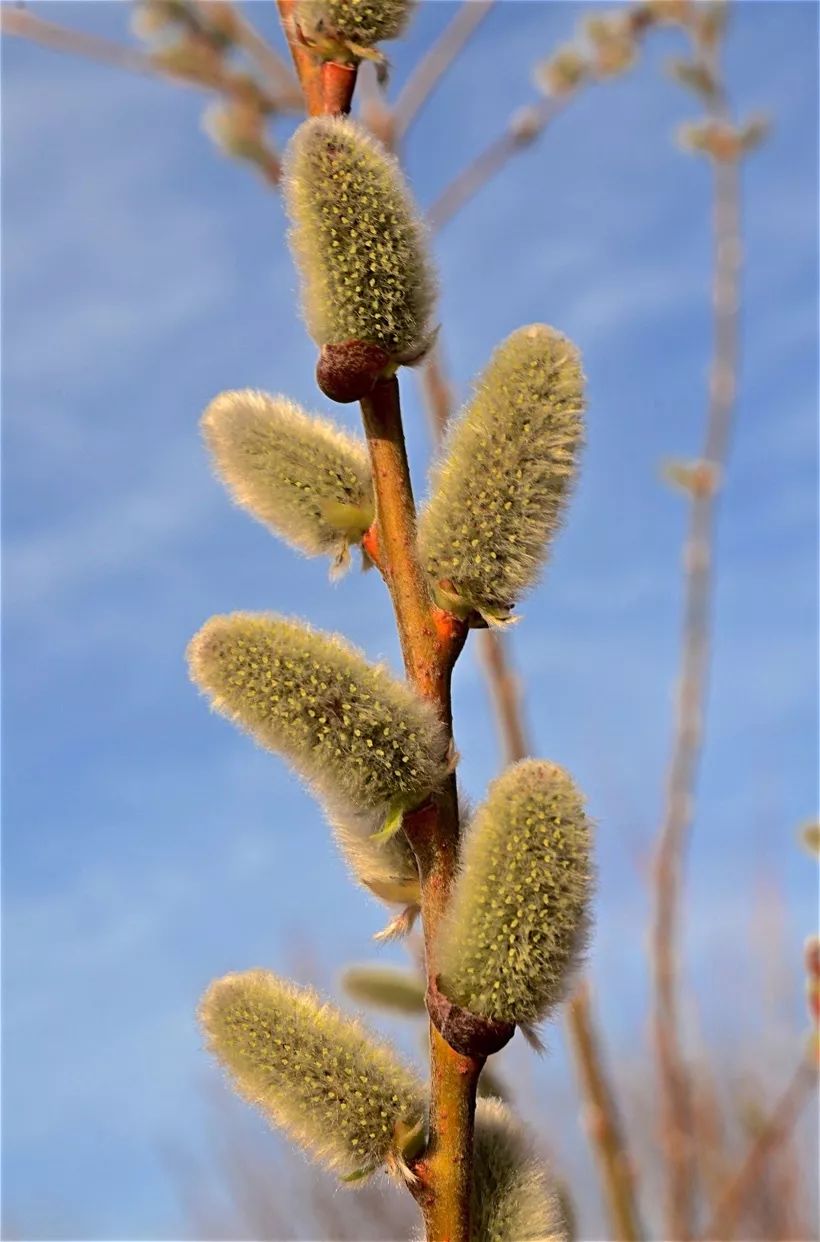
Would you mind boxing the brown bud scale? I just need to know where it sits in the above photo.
[316,340,391,404]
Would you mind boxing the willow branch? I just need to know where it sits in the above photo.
[359,379,446,695]
[425,1,667,233]
[567,984,643,1241]
[275,0,325,115]
[359,376,476,1242]
[229,3,303,109]
[0,7,187,84]
[428,96,564,231]
[475,628,530,769]
[0,4,301,119]
[391,0,496,144]
[650,55,743,1242]
[701,1059,817,1242]
[276,0,357,116]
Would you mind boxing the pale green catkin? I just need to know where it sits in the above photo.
[438,760,592,1028]
[295,0,413,49]
[200,969,425,1178]
[284,116,436,363]
[471,1099,566,1241]
[188,611,446,824]
[342,964,426,1016]
[419,325,585,624]
[201,390,373,571]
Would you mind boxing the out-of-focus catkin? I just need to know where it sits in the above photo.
[284,117,435,384]
[202,390,373,573]
[200,969,425,1178]
[471,1098,566,1241]
[342,963,426,1016]
[438,760,592,1030]
[419,325,584,625]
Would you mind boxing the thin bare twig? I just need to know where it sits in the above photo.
[425,1,668,233]
[651,30,744,1241]
[701,1059,818,1241]
[0,7,185,83]
[567,984,643,1241]
[475,628,531,769]
[391,0,496,144]
[230,1,303,107]
[428,96,564,231]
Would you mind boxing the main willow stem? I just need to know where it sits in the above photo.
[273,13,478,1235]
[361,377,477,1242]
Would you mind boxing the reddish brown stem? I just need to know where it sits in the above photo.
[359,377,475,1241]
[0,7,194,83]
[275,0,357,117]
[322,59,357,116]
[275,0,325,116]
[391,0,496,145]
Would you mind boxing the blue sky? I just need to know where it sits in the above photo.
[2,2,818,1239]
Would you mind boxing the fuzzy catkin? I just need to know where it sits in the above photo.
[295,0,413,48]
[419,325,585,623]
[200,970,425,1178]
[202,390,373,566]
[438,760,592,1028]
[284,117,435,363]
[188,611,446,820]
[471,1099,566,1241]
